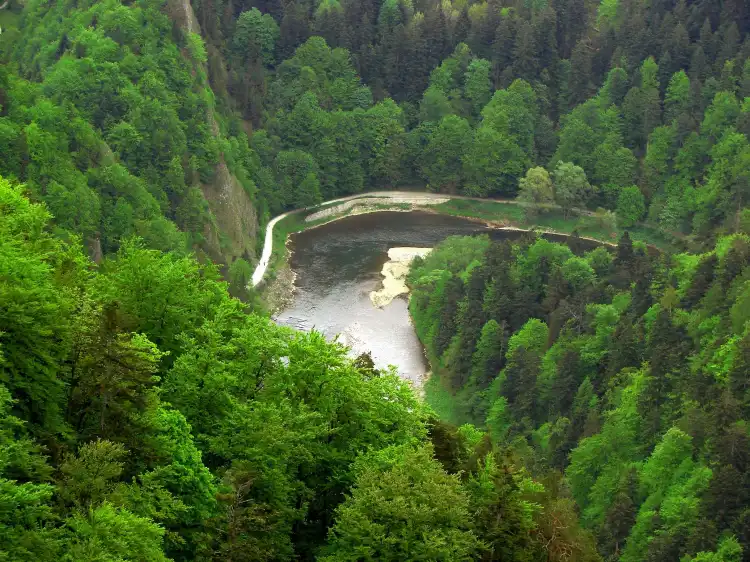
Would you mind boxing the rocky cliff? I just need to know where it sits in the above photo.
[167,0,258,265]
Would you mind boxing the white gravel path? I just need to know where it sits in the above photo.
[249,191,593,288]
[250,191,454,287]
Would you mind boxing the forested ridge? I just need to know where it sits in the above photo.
[410,231,750,561]
[2,0,750,559]
[5,0,750,258]
[187,0,750,244]
[1,175,607,560]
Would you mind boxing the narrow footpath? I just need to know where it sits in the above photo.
[250,191,599,287]
[251,191,462,287]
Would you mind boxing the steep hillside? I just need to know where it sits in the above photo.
[410,232,750,560]
[0,0,259,266]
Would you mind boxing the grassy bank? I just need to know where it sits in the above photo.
[434,199,680,252]
[259,195,681,312]
[265,212,310,284]
[532,213,677,251]
[423,371,472,426]
[433,198,527,223]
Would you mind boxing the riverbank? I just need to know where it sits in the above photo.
[255,193,454,311]
[431,199,676,250]
[254,192,680,312]
[305,194,450,222]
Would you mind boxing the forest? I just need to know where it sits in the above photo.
[4,0,750,262]
[1,0,750,559]
[409,232,750,561]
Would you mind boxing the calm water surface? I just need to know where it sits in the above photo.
[275,212,495,385]
[274,211,600,386]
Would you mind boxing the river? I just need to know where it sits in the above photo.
[274,211,602,387]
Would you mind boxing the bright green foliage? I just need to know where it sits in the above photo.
[0,179,439,559]
[186,33,208,64]
[684,537,744,562]
[66,325,164,444]
[58,440,129,509]
[481,80,537,160]
[421,115,472,191]
[227,257,253,296]
[163,313,429,557]
[6,0,223,249]
[63,502,169,561]
[6,0,750,558]
[621,428,712,562]
[419,86,453,122]
[463,453,536,558]
[94,240,231,358]
[562,257,596,291]
[595,144,638,205]
[486,397,512,443]
[462,125,527,196]
[518,166,555,216]
[269,37,369,112]
[598,0,618,25]
[553,161,593,217]
[377,0,413,30]
[470,320,506,389]
[517,238,574,288]
[427,43,472,100]
[665,70,691,123]
[553,114,600,173]
[0,384,57,560]
[463,59,492,119]
[566,369,646,524]
[617,186,646,227]
[1,0,748,253]
[146,408,218,526]
[491,317,549,423]
[0,179,78,434]
[321,445,481,561]
[506,319,549,357]
[409,235,489,359]
[643,125,676,197]
[410,227,750,560]
[233,8,279,66]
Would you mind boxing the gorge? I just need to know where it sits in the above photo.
[3,0,750,558]
[271,209,607,387]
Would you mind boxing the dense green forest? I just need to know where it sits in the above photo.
[409,231,750,561]
[1,177,607,560]
[2,0,750,559]
[5,0,750,259]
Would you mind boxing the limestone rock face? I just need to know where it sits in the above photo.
[166,0,258,265]
[201,161,258,264]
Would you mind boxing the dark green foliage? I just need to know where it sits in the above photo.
[6,0,750,558]
[411,231,750,561]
